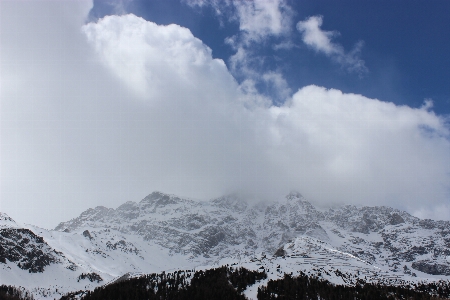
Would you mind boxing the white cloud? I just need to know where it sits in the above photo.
[273,40,297,51]
[186,0,294,101]
[268,86,450,209]
[82,14,237,103]
[109,0,132,15]
[262,71,292,101]
[297,15,338,55]
[297,15,367,75]
[1,3,450,229]
[226,45,291,104]
[185,0,292,42]
[233,0,293,44]
[227,0,294,102]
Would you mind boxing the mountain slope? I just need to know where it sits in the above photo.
[54,191,450,277]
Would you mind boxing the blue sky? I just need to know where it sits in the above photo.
[1,0,450,228]
[89,0,450,113]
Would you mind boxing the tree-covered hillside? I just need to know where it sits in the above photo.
[60,267,450,300]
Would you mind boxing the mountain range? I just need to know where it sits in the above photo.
[1,191,450,299]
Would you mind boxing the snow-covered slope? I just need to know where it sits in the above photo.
[54,191,329,259]
[0,213,22,229]
[1,192,450,299]
[0,213,103,299]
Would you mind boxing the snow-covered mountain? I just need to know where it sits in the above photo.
[1,192,450,299]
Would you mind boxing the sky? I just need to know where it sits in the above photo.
[1,0,450,229]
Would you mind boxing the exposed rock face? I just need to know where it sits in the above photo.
[324,206,414,234]
[389,213,405,225]
[412,260,450,275]
[55,192,329,256]
[273,247,286,257]
[83,230,93,240]
[0,228,72,273]
[77,272,103,283]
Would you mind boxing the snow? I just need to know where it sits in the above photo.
[0,213,22,229]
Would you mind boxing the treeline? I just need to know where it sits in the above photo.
[60,267,450,300]
[61,266,267,300]
[0,285,33,300]
[257,273,450,300]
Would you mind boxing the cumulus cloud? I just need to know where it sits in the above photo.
[1,2,450,229]
[262,72,292,102]
[297,15,367,75]
[82,15,238,102]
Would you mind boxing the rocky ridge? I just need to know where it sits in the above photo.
[55,191,450,276]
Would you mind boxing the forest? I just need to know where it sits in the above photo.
[0,285,34,300]
[257,272,450,299]
[61,266,266,300]
[60,267,450,300]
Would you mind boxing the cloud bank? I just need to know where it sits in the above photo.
[1,2,450,228]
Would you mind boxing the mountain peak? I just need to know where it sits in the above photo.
[0,212,19,229]
[286,191,303,201]
[143,191,169,200]
[140,191,181,207]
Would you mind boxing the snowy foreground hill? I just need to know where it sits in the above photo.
[2,191,450,299]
